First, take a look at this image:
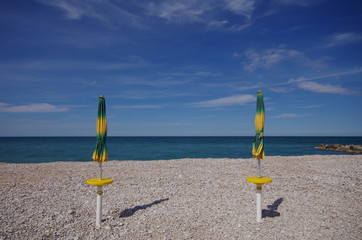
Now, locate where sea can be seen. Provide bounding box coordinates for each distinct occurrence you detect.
[0,137,361,164]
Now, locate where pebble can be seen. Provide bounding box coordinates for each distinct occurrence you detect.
[68,210,76,215]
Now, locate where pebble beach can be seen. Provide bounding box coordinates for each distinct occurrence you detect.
[0,155,361,239]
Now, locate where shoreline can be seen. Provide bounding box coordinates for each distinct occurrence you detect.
[1,155,361,239]
[0,153,360,165]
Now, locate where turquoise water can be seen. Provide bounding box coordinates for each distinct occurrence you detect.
[0,137,361,163]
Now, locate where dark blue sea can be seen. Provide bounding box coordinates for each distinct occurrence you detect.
[0,137,361,163]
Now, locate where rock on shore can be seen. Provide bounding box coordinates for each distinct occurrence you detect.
[0,155,361,239]
[316,144,362,154]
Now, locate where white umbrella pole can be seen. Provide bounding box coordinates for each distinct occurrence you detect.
[97,163,103,227]
[256,186,262,222]
[96,186,103,227]
[257,159,261,177]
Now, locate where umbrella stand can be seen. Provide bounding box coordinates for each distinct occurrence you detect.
[246,176,272,222]
[96,186,103,226]
[87,178,113,227]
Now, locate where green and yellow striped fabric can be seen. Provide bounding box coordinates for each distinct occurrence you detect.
[92,95,108,163]
[252,90,265,160]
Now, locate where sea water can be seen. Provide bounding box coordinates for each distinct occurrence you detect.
[0,137,361,163]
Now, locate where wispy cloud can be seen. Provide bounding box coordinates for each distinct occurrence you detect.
[225,0,256,19]
[271,113,311,118]
[38,0,84,20]
[38,0,324,32]
[147,0,256,27]
[241,48,302,71]
[189,94,255,108]
[148,1,211,23]
[0,56,150,71]
[38,0,144,29]
[269,87,291,93]
[297,81,355,95]
[300,104,325,109]
[228,22,252,32]
[283,68,362,95]
[287,67,362,84]
[195,71,222,77]
[0,103,68,113]
[273,113,298,118]
[114,105,164,110]
[207,20,229,29]
[324,32,362,47]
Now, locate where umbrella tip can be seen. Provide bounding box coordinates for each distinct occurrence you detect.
[258,90,262,93]
[99,95,105,98]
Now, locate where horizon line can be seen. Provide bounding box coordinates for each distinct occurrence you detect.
[1,135,361,138]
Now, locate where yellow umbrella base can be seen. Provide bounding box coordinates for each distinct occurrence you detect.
[86,178,114,187]
[246,176,272,185]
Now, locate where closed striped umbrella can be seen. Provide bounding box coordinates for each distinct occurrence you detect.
[92,95,108,163]
[247,90,272,222]
[252,90,265,160]
[87,95,114,227]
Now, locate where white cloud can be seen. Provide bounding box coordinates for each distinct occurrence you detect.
[324,32,362,47]
[114,105,163,110]
[38,0,84,19]
[297,81,353,95]
[242,48,301,71]
[38,0,144,28]
[274,113,297,118]
[269,87,290,93]
[37,0,325,32]
[147,0,256,31]
[237,83,264,91]
[228,22,252,32]
[207,20,229,29]
[190,94,255,107]
[0,103,68,113]
[0,56,150,71]
[148,1,210,23]
[300,104,325,109]
[195,71,221,77]
[271,113,311,118]
[225,0,256,19]
[282,68,362,95]
[38,0,109,20]
[287,68,362,84]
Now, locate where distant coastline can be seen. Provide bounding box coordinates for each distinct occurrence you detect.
[316,144,362,154]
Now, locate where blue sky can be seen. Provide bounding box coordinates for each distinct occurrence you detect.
[0,0,361,136]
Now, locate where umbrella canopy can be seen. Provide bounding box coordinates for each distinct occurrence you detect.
[252,90,265,160]
[92,95,108,163]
